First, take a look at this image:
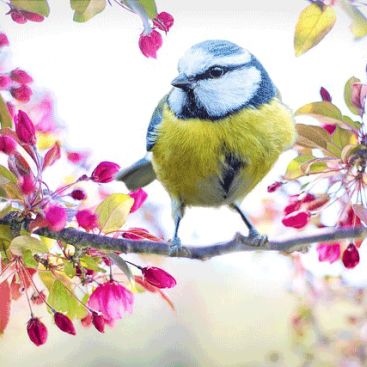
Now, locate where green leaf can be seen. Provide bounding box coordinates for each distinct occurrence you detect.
[0,95,13,129]
[11,0,50,17]
[285,155,314,179]
[339,0,367,39]
[48,280,87,319]
[96,193,134,233]
[71,0,106,22]
[294,3,336,56]
[80,255,105,272]
[108,253,133,282]
[0,225,12,242]
[22,249,38,269]
[342,115,361,130]
[331,125,356,150]
[295,123,332,151]
[138,0,157,19]
[344,76,361,115]
[295,102,344,125]
[63,261,76,278]
[10,235,49,256]
[0,165,17,185]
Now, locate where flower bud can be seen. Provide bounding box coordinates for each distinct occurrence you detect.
[20,174,36,195]
[142,266,176,289]
[0,75,11,90]
[76,209,98,231]
[342,243,360,269]
[138,29,163,59]
[320,86,332,102]
[15,110,36,145]
[0,135,17,155]
[27,317,48,346]
[129,188,148,213]
[54,312,76,335]
[10,84,32,102]
[322,123,336,135]
[92,312,105,333]
[45,205,67,232]
[267,181,282,193]
[0,33,9,48]
[153,12,174,33]
[10,9,27,24]
[282,211,310,229]
[22,10,44,22]
[316,243,340,263]
[71,189,87,200]
[91,161,120,183]
[10,68,33,84]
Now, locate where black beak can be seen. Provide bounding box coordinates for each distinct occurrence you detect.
[171,74,193,90]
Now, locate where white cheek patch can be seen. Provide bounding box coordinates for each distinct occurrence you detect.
[194,66,262,117]
[168,88,186,116]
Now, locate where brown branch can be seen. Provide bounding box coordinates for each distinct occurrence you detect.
[1,214,365,260]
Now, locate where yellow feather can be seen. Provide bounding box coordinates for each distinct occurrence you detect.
[152,98,296,207]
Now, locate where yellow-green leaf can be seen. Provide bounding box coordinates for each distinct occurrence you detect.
[11,0,50,17]
[72,0,106,22]
[138,0,157,19]
[0,165,17,185]
[95,193,134,233]
[295,102,343,125]
[0,225,12,242]
[0,95,13,129]
[285,155,315,179]
[339,0,367,39]
[294,3,336,56]
[10,235,48,256]
[331,126,357,150]
[296,123,331,150]
[344,76,361,115]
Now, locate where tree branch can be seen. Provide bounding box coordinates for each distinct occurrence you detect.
[1,214,365,260]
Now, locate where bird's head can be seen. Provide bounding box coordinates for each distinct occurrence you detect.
[168,40,276,120]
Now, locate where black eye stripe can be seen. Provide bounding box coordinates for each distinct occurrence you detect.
[193,62,248,81]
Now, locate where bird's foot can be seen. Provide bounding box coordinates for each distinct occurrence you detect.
[247,229,269,249]
[168,237,191,257]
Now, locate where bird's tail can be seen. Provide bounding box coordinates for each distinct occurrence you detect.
[116,156,156,190]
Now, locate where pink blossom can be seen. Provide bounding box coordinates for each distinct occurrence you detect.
[138,30,163,59]
[142,266,176,289]
[54,312,76,336]
[15,110,36,145]
[67,151,89,164]
[10,68,33,84]
[27,318,48,346]
[10,84,32,102]
[45,205,67,232]
[76,209,98,231]
[0,33,9,48]
[129,188,148,213]
[282,211,310,229]
[342,243,360,269]
[0,135,17,155]
[153,12,174,33]
[316,243,340,263]
[91,161,120,183]
[87,281,134,326]
[0,75,11,90]
[351,82,367,113]
[19,174,36,195]
[284,201,301,215]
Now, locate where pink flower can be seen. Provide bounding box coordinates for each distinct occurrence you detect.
[11,84,32,102]
[0,75,11,90]
[284,201,301,215]
[76,209,98,231]
[142,266,176,289]
[320,86,332,102]
[129,188,148,213]
[267,181,283,193]
[19,174,36,195]
[27,318,48,346]
[10,68,33,84]
[71,189,87,201]
[282,211,310,229]
[67,151,89,164]
[45,205,67,232]
[91,161,120,183]
[342,243,360,269]
[0,135,17,155]
[351,82,367,114]
[54,312,76,336]
[139,29,163,59]
[316,243,341,263]
[15,110,36,145]
[153,12,174,33]
[91,312,105,333]
[0,33,9,48]
[87,281,133,326]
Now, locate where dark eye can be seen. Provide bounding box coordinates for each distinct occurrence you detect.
[208,66,225,78]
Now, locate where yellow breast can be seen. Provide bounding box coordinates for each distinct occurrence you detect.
[152,98,296,206]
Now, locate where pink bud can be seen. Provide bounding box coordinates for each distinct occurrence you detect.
[22,10,44,22]
[142,266,176,289]
[45,205,67,232]
[153,12,174,33]
[54,312,76,336]
[10,9,27,24]
[42,142,61,170]
[15,110,36,145]
[0,75,11,90]
[76,209,98,231]
[300,193,316,203]
[267,181,282,193]
[71,189,87,201]
[27,318,48,346]
[282,211,310,229]
[320,86,332,102]
[129,188,148,213]
[92,312,105,333]
[284,201,301,215]
[20,174,36,195]
[351,83,367,113]
[316,243,340,263]
[10,84,32,102]
[6,102,15,119]
[67,151,89,164]
[138,29,163,59]
[91,161,120,183]
[0,33,9,48]
[342,243,360,269]
[0,135,17,155]
[10,68,33,84]
[322,123,336,135]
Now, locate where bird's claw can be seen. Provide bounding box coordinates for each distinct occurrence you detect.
[248,230,269,249]
[168,237,191,257]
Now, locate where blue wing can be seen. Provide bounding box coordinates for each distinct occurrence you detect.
[146,95,167,151]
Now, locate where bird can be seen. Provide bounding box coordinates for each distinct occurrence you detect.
[118,40,296,253]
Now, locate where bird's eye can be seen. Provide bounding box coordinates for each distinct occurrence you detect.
[208,66,225,78]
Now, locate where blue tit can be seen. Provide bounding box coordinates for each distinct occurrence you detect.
[118,40,296,251]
